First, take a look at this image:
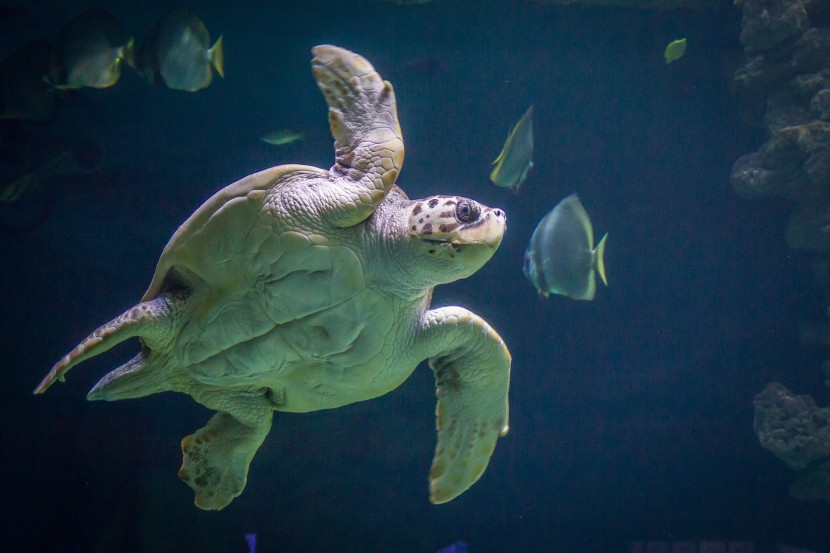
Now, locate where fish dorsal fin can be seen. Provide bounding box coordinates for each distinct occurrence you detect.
[491,105,533,168]
[491,136,509,166]
[593,232,608,286]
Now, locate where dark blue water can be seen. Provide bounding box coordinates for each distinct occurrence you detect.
[1,1,827,552]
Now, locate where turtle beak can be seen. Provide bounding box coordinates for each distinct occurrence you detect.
[462,207,506,249]
[425,207,506,273]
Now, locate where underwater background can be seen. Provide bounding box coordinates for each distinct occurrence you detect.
[1,0,829,551]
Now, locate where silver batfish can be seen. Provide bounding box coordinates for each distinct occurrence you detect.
[44,7,134,89]
[523,194,607,301]
[490,105,533,193]
[138,9,223,92]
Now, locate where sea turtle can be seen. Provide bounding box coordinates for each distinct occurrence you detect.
[35,45,511,510]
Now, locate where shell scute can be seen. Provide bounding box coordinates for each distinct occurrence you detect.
[176,236,369,371]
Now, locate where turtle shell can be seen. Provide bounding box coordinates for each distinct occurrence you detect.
[143,164,318,302]
[140,163,395,398]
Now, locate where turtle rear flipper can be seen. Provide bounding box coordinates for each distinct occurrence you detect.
[34,292,185,394]
[178,389,274,510]
[87,352,171,401]
[418,307,511,504]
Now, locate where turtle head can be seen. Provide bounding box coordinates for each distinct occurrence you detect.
[406,195,506,284]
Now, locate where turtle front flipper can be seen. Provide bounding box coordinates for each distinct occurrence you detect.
[311,45,404,227]
[179,387,275,510]
[417,306,511,504]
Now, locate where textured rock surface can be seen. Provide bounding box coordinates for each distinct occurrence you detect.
[732,2,830,253]
[737,0,808,54]
[753,382,830,470]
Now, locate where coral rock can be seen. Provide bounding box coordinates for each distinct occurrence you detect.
[739,0,808,54]
[753,382,830,470]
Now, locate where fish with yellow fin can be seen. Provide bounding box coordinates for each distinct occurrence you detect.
[523,194,607,301]
[664,38,687,64]
[490,105,533,193]
[138,9,223,92]
[44,7,135,89]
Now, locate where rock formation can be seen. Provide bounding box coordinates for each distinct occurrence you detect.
[754,382,830,500]
[735,0,830,502]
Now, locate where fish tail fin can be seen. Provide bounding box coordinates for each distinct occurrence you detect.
[210,35,224,78]
[123,36,136,69]
[594,232,608,286]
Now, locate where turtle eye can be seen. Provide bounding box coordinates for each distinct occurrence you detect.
[455,200,480,223]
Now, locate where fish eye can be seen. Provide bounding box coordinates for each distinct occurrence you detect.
[455,200,480,223]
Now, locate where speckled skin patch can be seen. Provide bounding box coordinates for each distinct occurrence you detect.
[407,196,507,267]
[409,196,462,236]
[410,196,504,240]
